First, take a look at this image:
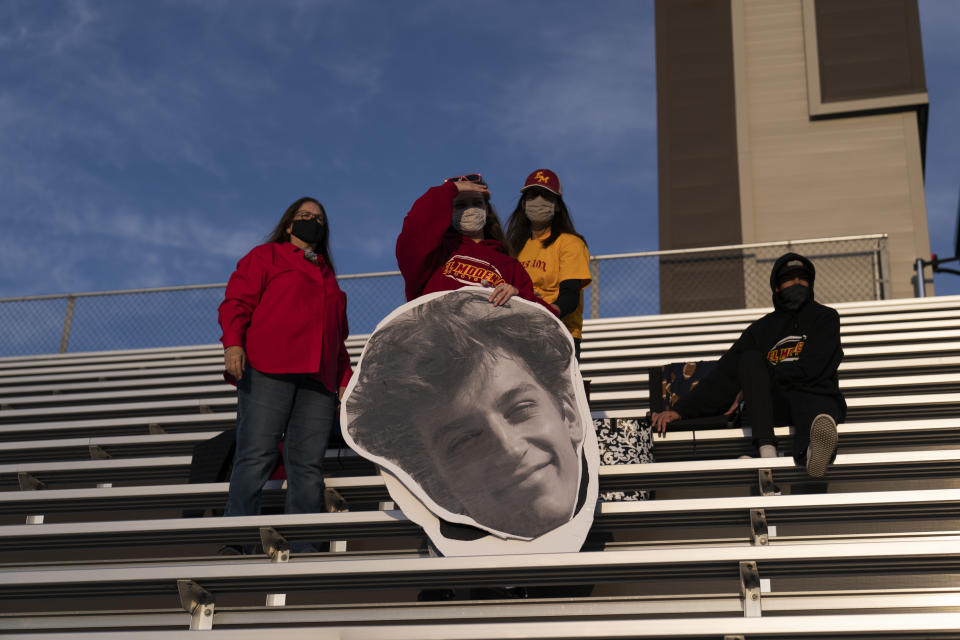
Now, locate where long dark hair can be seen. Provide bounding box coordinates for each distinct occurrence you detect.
[480,195,508,249]
[265,196,336,274]
[505,188,585,256]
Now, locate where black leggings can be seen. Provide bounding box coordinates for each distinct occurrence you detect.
[738,351,841,461]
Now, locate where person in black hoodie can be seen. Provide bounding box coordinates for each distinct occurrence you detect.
[651,253,846,478]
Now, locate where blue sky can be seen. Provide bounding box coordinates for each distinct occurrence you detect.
[917,0,960,295]
[0,0,956,299]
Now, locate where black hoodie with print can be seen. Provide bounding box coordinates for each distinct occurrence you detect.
[673,253,846,420]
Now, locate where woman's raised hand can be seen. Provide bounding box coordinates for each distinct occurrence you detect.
[224,345,246,380]
[454,180,489,195]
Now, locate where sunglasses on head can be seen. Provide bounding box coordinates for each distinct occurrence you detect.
[444,173,484,184]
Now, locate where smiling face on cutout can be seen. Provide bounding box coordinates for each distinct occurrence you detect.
[422,348,581,539]
[341,288,596,550]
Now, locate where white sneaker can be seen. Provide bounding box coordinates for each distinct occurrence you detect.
[806,414,838,479]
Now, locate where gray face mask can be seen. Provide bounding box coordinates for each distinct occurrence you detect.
[452,206,487,235]
[524,196,555,224]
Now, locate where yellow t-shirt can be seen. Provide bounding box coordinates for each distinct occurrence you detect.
[518,233,592,339]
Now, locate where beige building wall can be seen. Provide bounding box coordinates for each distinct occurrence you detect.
[730,0,931,302]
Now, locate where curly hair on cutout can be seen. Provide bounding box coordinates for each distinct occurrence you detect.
[344,289,577,516]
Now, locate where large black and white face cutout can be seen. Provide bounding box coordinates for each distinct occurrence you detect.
[341,287,598,556]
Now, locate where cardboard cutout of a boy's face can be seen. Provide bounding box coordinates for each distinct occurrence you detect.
[341,288,598,556]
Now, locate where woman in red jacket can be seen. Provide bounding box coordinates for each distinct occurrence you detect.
[396,174,553,312]
[218,197,351,542]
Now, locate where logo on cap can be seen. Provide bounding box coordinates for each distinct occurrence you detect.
[522,168,562,195]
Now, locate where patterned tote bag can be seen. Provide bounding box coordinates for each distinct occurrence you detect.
[594,417,653,502]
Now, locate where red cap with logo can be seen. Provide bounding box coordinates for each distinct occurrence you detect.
[521,168,563,196]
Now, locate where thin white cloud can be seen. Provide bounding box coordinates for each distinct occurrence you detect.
[0,0,95,54]
[489,22,656,152]
[51,0,96,53]
[46,204,259,259]
[0,208,256,297]
[323,56,386,97]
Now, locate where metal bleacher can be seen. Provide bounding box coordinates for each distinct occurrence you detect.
[1,296,960,638]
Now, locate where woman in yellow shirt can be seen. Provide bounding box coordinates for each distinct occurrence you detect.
[506,169,591,360]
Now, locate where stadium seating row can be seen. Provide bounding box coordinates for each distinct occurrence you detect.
[1,295,959,636]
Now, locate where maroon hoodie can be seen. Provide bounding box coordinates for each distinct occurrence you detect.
[396,182,555,314]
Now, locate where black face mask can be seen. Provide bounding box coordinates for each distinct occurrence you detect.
[776,284,811,311]
[291,218,324,244]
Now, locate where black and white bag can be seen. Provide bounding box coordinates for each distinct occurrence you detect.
[594,417,653,502]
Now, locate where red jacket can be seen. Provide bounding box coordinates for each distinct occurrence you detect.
[396,182,553,313]
[218,242,352,393]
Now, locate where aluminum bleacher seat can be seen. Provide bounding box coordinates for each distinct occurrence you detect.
[3,613,960,638]
[2,447,959,509]
[2,485,959,556]
[1,295,960,635]
[2,539,960,636]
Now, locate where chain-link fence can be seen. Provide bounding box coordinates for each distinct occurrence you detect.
[585,234,889,318]
[0,286,228,357]
[0,235,888,357]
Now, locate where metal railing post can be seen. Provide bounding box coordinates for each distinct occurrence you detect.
[589,257,599,319]
[59,295,76,353]
[879,238,892,300]
[914,258,926,298]
[871,245,881,301]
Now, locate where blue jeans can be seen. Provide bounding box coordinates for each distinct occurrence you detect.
[225,366,337,522]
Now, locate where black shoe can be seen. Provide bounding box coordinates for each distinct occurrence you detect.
[217,544,243,556]
[418,589,457,602]
[468,586,528,600]
[806,414,838,479]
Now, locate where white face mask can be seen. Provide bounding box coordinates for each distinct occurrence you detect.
[524,196,555,224]
[452,205,487,235]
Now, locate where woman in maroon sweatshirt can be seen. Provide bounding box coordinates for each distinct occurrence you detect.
[218,197,351,551]
[396,174,554,313]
